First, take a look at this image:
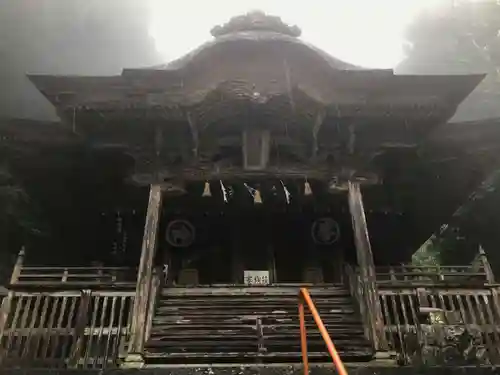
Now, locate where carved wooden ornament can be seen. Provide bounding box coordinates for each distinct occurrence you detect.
[311,217,340,245]
[166,220,196,248]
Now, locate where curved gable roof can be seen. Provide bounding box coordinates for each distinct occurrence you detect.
[141,11,364,74]
[149,30,363,73]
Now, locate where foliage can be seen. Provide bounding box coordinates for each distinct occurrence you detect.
[0,164,46,238]
[0,162,53,283]
[412,241,441,266]
[402,2,500,268]
[0,165,25,282]
[398,1,500,121]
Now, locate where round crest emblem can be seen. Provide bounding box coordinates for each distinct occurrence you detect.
[311,218,340,245]
[166,220,195,248]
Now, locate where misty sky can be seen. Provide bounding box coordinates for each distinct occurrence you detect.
[150,0,446,69]
[0,0,488,121]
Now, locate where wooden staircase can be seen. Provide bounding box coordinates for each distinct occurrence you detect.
[144,285,374,364]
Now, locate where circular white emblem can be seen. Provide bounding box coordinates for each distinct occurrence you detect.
[311,218,340,245]
[166,220,195,248]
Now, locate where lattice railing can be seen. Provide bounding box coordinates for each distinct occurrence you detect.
[375,248,495,286]
[344,264,385,350]
[13,267,137,287]
[7,248,137,288]
[347,246,499,363]
[0,289,134,369]
[378,286,500,364]
[375,265,489,284]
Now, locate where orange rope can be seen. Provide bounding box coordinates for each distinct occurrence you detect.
[299,287,348,375]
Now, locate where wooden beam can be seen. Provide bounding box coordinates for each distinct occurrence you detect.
[475,246,495,284]
[130,167,381,185]
[124,184,163,366]
[153,123,163,181]
[0,291,13,345]
[186,111,199,159]
[242,129,271,170]
[348,124,356,155]
[348,182,375,271]
[9,247,25,285]
[69,290,91,367]
[347,181,386,350]
[311,110,325,159]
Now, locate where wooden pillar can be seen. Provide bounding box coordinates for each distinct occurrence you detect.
[69,290,91,367]
[0,247,24,348]
[347,182,376,278]
[347,181,386,350]
[472,246,495,283]
[231,222,242,283]
[10,247,25,285]
[267,244,277,283]
[124,184,163,367]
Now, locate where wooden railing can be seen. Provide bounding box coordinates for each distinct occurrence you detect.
[298,288,348,375]
[344,264,382,350]
[345,249,499,362]
[0,289,134,368]
[375,265,490,284]
[7,248,137,289]
[372,249,500,364]
[122,267,161,367]
[12,266,137,287]
[378,285,500,365]
[376,249,495,285]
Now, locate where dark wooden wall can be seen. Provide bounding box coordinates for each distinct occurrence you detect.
[4,145,148,267]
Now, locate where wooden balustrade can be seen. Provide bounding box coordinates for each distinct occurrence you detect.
[375,265,490,285]
[347,257,500,364]
[376,248,495,286]
[378,286,500,364]
[344,264,381,350]
[6,247,137,289]
[1,239,498,368]
[1,266,500,368]
[0,289,134,369]
[10,267,137,288]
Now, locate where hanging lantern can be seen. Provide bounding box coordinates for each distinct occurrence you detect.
[304,179,313,196]
[254,188,263,204]
[202,181,212,197]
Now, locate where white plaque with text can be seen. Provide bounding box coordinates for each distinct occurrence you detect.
[244,270,270,285]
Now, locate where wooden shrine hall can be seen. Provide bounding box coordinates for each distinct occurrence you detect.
[2,11,500,371]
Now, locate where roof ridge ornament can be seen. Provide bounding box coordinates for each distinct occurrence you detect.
[210,11,301,38]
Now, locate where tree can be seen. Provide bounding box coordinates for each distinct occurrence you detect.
[397,1,500,122]
[0,0,162,121]
[0,164,40,283]
[412,242,441,266]
[400,2,500,271]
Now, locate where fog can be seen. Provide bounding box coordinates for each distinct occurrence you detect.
[0,0,499,122]
[0,0,162,121]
